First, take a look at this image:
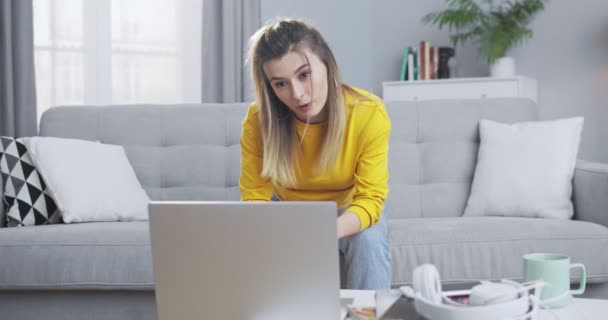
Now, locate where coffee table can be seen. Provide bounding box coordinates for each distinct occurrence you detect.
[340,290,608,320]
[543,298,608,319]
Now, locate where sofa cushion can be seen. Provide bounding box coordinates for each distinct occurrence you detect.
[4,217,607,290]
[23,137,150,223]
[0,222,153,289]
[38,104,248,203]
[385,98,538,219]
[389,217,608,286]
[0,137,61,227]
[464,117,583,220]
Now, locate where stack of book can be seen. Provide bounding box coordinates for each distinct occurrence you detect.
[400,42,455,81]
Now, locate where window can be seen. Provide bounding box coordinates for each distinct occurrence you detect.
[33,0,202,120]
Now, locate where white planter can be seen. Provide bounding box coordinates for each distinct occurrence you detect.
[490,56,516,77]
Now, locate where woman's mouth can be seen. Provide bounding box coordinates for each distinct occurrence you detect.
[298,103,311,112]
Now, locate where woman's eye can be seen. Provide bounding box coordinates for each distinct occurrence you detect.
[299,72,310,79]
[274,81,286,88]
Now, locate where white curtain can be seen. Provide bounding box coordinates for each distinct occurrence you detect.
[32,0,202,120]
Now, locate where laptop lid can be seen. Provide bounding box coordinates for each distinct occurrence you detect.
[149,201,340,320]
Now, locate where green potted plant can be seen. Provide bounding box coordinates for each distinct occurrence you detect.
[422,0,547,77]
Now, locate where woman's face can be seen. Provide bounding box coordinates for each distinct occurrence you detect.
[263,47,329,124]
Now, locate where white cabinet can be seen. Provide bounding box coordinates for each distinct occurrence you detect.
[382,76,538,103]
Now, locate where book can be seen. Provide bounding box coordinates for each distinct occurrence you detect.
[399,46,409,81]
[424,41,431,80]
[401,42,456,80]
[433,45,439,79]
[420,41,426,80]
[414,48,419,80]
[438,47,455,79]
[407,50,414,82]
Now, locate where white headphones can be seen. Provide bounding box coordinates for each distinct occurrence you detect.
[401,264,547,320]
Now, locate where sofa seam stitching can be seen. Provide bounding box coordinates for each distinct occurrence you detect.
[160,107,165,195]
[0,283,155,287]
[0,244,151,247]
[98,108,103,143]
[416,101,422,218]
[575,168,608,175]
[390,237,608,247]
[225,106,230,192]
[392,274,608,284]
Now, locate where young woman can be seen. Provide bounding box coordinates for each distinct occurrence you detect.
[240,17,391,290]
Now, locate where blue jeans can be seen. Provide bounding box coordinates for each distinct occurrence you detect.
[339,211,391,289]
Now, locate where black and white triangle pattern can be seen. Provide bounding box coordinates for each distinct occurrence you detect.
[0,137,61,227]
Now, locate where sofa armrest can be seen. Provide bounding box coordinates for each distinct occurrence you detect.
[573,160,608,228]
[0,172,4,227]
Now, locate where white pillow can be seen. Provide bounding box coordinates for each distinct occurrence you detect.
[463,117,583,219]
[23,137,150,223]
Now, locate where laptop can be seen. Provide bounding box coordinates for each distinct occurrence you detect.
[148,201,341,320]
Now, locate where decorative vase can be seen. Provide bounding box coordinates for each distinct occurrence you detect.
[490,56,516,77]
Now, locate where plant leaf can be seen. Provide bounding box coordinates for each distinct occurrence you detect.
[422,0,547,63]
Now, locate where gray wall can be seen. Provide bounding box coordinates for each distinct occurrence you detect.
[261,0,608,162]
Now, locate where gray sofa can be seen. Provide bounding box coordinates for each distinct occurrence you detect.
[1,98,608,320]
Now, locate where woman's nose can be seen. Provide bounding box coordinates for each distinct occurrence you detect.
[291,82,306,100]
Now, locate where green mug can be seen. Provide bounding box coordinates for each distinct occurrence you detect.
[523,253,586,308]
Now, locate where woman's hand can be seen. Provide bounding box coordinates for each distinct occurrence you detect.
[337,211,361,239]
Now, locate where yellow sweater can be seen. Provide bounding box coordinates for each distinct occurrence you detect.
[239,87,390,231]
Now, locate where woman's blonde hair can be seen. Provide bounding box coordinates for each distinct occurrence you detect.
[247,18,353,187]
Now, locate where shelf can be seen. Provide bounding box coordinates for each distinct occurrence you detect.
[382,76,538,103]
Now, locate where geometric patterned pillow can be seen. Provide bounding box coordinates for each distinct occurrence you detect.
[0,136,62,227]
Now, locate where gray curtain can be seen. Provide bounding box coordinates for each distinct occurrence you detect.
[202,0,260,103]
[0,0,37,137]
